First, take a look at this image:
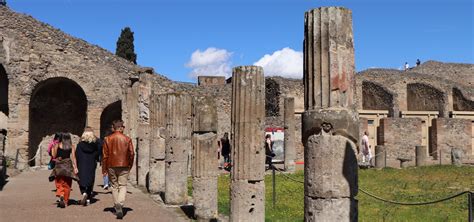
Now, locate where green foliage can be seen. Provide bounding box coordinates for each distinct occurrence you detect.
[188,166,473,221]
[115,27,137,64]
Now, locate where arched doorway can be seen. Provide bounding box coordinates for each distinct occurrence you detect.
[0,64,8,116]
[29,77,87,166]
[100,101,122,139]
[362,81,394,116]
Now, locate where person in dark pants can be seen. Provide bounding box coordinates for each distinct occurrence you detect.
[75,127,99,206]
[265,134,275,169]
[220,132,231,170]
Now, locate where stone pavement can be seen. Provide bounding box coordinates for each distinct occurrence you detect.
[0,168,189,222]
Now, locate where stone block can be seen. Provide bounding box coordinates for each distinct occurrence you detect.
[198,76,226,86]
[302,109,359,146]
[230,180,265,222]
[164,161,188,205]
[415,145,427,167]
[193,177,218,220]
[305,133,358,198]
[150,136,165,160]
[378,118,422,168]
[304,196,357,222]
[284,97,296,172]
[148,160,165,194]
[192,133,218,178]
[192,96,217,133]
[374,145,386,169]
[165,139,191,162]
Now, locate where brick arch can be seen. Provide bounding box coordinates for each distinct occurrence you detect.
[28,77,88,166]
[407,82,446,116]
[100,100,122,139]
[362,81,395,116]
[453,88,474,111]
[21,73,91,104]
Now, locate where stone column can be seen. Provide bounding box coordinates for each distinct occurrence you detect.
[230,66,265,222]
[192,96,218,221]
[137,124,150,187]
[284,97,296,172]
[303,7,358,221]
[148,94,166,194]
[374,145,386,169]
[127,82,140,184]
[415,145,427,167]
[164,93,192,205]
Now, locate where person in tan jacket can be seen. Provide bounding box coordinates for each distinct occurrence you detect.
[102,120,134,219]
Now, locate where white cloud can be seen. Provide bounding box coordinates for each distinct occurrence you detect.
[186,47,233,79]
[254,47,303,78]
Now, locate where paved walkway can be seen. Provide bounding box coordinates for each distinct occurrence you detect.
[0,168,189,222]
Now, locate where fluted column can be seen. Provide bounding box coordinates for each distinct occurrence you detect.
[284,97,296,172]
[164,93,192,205]
[230,66,265,222]
[127,82,139,184]
[148,94,167,193]
[192,96,218,221]
[303,7,359,221]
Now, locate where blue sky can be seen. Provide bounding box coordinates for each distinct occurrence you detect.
[8,0,474,82]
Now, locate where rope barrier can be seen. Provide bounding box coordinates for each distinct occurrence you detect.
[359,188,471,206]
[17,146,41,163]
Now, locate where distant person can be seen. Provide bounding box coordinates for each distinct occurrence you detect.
[416,59,421,67]
[98,124,113,190]
[361,131,372,165]
[219,132,231,170]
[50,133,78,208]
[265,134,275,169]
[47,132,62,170]
[102,120,134,219]
[75,127,99,206]
[404,62,409,71]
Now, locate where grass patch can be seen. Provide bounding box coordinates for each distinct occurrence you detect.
[189,165,473,221]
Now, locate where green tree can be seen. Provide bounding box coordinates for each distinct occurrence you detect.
[115,27,137,64]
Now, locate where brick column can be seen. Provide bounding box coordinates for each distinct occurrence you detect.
[230,66,265,222]
[303,7,358,221]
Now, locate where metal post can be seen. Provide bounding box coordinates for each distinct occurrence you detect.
[14,149,19,169]
[469,192,473,222]
[272,165,276,208]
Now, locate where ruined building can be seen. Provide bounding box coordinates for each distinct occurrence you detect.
[0,6,473,172]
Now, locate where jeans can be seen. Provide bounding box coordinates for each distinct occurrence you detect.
[103,175,109,187]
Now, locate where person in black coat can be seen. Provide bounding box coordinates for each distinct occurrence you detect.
[75,127,99,206]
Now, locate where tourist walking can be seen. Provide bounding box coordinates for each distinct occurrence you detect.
[50,133,78,208]
[404,62,409,71]
[75,127,99,206]
[47,132,61,170]
[102,120,134,219]
[219,132,231,170]
[361,131,372,165]
[265,134,275,169]
[416,59,421,66]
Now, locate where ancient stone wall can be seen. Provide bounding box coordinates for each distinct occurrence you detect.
[407,83,446,116]
[198,76,225,86]
[430,118,472,163]
[378,118,422,168]
[362,81,394,116]
[0,7,176,168]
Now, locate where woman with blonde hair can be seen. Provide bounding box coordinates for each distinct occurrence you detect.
[75,127,99,206]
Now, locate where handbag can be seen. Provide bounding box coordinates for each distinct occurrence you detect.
[48,159,55,170]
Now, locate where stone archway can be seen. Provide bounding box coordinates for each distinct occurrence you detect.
[407,83,445,115]
[28,77,87,166]
[100,100,122,139]
[0,64,8,116]
[362,81,394,116]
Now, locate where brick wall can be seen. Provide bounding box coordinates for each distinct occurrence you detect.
[378,118,422,167]
[431,118,472,164]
